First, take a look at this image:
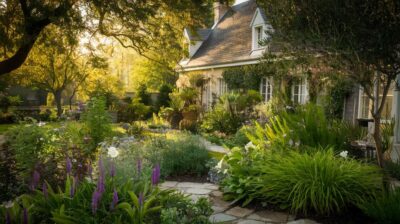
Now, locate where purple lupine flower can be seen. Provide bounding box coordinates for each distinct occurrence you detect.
[5,211,11,224]
[151,164,160,186]
[110,188,118,210]
[30,170,40,191]
[138,192,144,207]
[66,157,72,174]
[97,173,105,194]
[110,162,116,178]
[91,190,102,214]
[23,208,28,224]
[42,182,48,199]
[137,159,142,176]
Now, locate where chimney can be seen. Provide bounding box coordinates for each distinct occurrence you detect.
[213,2,229,24]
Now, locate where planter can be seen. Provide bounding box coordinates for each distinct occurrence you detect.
[169,113,183,129]
[182,110,198,121]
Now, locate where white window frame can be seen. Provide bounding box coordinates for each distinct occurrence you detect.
[291,78,309,105]
[253,26,263,50]
[260,77,273,102]
[357,84,395,121]
[218,78,228,96]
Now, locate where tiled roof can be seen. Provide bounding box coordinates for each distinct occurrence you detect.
[186,28,212,41]
[182,0,259,69]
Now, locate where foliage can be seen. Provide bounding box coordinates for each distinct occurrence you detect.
[385,161,400,180]
[0,160,212,224]
[223,65,269,90]
[323,77,354,119]
[202,126,250,149]
[0,0,213,75]
[156,84,172,111]
[144,133,210,178]
[137,84,152,106]
[82,97,112,150]
[360,189,400,224]
[12,26,91,116]
[100,132,210,180]
[257,0,400,168]
[222,148,383,215]
[117,97,152,122]
[201,91,261,135]
[246,103,365,152]
[160,197,212,224]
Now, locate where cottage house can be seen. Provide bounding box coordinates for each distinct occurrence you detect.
[177,0,400,147]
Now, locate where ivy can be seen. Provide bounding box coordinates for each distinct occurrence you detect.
[222,65,271,90]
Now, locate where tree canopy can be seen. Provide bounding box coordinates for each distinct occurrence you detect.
[257,0,400,167]
[0,0,212,76]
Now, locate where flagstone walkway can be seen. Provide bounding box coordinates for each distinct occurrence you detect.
[160,181,319,224]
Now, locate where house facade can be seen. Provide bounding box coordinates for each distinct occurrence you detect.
[177,0,398,126]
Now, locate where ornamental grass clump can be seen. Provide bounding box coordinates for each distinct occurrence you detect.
[360,189,400,224]
[253,149,383,215]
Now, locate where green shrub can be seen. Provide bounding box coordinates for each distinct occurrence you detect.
[222,148,383,215]
[100,133,211,180]
[161,135,210,177]
[385,161,400,180]
[258,150,382,215]
[161,196,212,224]
[360,189,400,224]
[201,91,261,135]
[82,97,112,149]
[246,103,365,152]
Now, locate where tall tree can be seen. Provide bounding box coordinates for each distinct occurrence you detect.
[258,0,400,167]
[0,0,211,76]
[13,26,91,116]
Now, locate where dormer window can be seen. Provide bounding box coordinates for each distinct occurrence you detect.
[255,26,263,49]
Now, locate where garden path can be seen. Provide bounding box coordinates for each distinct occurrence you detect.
[200,138,229,154]
[160,181,320,224]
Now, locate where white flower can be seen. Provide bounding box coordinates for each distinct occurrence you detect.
[339,150,348,158]
[245,141,256,150]
[39,137,44,141]
[216,159,224,170]
[288,139,294,146]
[107,146,119,158]
[4,201,14,208]
[37,121,46,127]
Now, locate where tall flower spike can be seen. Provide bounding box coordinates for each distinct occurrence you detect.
[42,182,48,199]
[110,162,116,178]
[66,157,72,174]
[151,164,160,186]
[23,208,28,224]
[30,170,40,191]
[5,211,11,224]
[111,188,118,210]
[91,190,101,214]
[138,192,144,207]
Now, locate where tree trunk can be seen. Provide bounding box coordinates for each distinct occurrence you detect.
[54,90,63,117]
[373,115,385,167]
[0,18,51,76]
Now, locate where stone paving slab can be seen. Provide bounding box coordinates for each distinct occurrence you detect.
[167,181,320,224]
[225,206,254,218]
